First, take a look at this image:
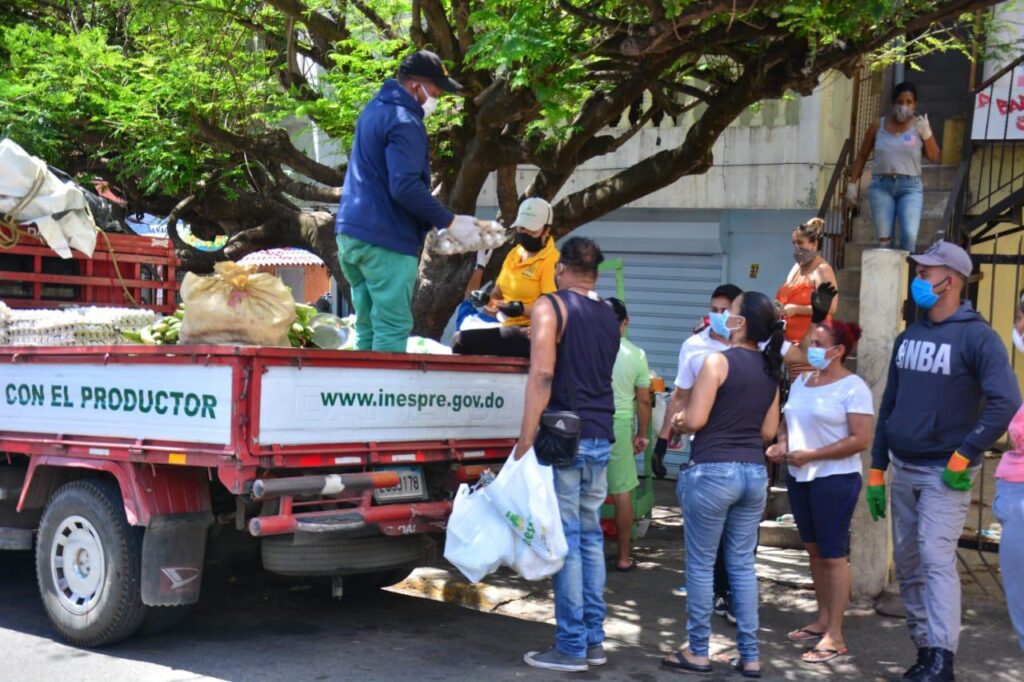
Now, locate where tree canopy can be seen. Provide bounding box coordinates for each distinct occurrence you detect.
[0,0,1000,334]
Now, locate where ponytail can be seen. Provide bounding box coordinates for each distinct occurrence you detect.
[737,291,786,384]
[762,320,786,382]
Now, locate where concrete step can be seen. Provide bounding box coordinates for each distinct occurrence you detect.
[759,520,803,550]
[836,267,862,295]
[835,294,860,323]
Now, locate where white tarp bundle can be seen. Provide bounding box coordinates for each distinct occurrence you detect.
[0,138,97,258]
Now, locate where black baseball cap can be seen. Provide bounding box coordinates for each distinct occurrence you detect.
[398,50,462,93]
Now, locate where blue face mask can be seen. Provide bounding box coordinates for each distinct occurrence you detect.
[708,311,731,338]
[807,346,834,370]
[911,276,944,309]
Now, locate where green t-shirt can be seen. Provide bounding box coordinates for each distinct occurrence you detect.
[611,337,651,417]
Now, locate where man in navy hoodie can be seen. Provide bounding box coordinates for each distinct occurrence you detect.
[336,50,477,352]
[868,241,1021,682]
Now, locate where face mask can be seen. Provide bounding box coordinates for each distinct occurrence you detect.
[1013,327,1024,354]
[807,346,835,371]
[794,247,816,265]
[708,311,731,338]
[911,276,944,309]
[516,230,546,252]
[415,83,438,118]
[894,104,914,122]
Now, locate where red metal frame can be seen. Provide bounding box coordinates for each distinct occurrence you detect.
[1,231,179,314]
[1,345,525,535]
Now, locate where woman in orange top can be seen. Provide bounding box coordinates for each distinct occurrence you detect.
[452,198,559,357]
[777,218,838,370]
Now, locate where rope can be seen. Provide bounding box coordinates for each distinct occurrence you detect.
[0,164,138,307]
[0,164,46,250]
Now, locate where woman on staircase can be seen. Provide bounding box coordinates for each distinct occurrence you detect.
[847,81,941,251]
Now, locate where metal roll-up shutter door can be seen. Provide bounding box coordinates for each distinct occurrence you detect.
[596,252,723,381]
[596,252,723,479]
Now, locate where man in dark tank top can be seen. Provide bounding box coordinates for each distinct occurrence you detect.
[513,237,620,673]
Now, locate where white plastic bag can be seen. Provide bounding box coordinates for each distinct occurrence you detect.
[0,139,97,258]
[443,482,515,583]
[483,448,568,580]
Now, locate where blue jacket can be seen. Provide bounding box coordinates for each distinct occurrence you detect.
[336,79,454,256]
[871,302,1021,469]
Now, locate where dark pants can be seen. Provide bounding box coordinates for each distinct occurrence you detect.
[451,325,531,358]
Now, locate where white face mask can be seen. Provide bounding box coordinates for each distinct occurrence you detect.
[416,83,438,119]
[1013,327,1024,354]
[894,104,914,122]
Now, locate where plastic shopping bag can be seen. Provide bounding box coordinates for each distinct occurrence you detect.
[443,483,515,583]
[179,261,296,346]
[483,448,568,580]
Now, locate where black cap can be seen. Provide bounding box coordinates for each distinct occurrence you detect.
[398,50,462,93]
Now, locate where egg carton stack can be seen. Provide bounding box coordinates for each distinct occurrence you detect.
[4,307,157,346]
[0,302,10,346]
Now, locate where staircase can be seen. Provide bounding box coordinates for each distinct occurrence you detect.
[833,164,960,326]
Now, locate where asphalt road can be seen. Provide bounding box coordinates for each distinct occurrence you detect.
[2,483,1021,682]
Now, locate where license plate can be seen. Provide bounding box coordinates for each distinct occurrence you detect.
[374,466,427,503]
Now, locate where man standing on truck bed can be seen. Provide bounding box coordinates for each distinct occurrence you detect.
[514,237,621,673]
[336,49,478,352]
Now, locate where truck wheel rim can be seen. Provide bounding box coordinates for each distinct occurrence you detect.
[50,515,106,614]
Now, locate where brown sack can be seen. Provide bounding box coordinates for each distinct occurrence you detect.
[179,261,295,346]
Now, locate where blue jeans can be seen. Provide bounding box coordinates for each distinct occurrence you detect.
[994,480,1024,651]
[552,438,611,658]
[867,175,924,250]
[681,462,768,662]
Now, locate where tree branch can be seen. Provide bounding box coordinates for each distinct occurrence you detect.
[350,0,398,40]
[194,118,345,187]
[266,0,349,46]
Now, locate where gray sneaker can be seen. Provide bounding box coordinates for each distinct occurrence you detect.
[586,644,608,666]
[524,647,588,672]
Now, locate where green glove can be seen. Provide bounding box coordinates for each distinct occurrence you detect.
[941,452,973,491]
[866,468,886,521]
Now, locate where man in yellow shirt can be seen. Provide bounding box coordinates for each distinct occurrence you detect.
[452,198,559,357]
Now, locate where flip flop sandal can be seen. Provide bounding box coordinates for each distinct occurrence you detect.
[730,658,763,679]
[787,627,825,642]
[616,559,636,572]
[661,651,712,675]
[802,647,849,664]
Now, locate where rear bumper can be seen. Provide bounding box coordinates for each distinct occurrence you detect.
[249,499,452,537]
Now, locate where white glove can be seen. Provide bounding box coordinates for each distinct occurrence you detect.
[447,215,480,247]
[845,181,859,205]
[476,248,493,269]
[914,113,933,141]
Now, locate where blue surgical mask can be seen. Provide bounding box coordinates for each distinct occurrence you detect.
[911,277,942,309]
[709,311,731,338]
[807,346,834,370]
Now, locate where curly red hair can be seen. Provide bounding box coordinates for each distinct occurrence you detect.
[815,320,862,361]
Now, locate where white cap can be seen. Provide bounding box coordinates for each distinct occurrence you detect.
[512,198,553,232]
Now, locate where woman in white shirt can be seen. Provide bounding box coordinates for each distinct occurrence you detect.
[766,320,874,664]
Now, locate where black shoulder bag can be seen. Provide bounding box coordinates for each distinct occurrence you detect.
[534,293,582,468]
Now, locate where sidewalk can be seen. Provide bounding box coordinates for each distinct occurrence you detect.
[394,478,1022,681]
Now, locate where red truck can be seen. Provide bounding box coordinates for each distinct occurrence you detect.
[0,233,527,647]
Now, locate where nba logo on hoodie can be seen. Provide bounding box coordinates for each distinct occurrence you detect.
[895,339,952,375]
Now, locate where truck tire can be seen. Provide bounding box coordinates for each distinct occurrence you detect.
[261,534,421,577]
[35,479,147,647]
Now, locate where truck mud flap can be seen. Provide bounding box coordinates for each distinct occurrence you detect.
[141,512,213,607]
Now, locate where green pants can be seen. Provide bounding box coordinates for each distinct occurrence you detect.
[337,234,418,353]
